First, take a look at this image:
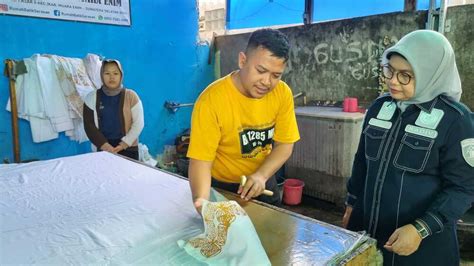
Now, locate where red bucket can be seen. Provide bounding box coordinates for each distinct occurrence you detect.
[283,179,304,205]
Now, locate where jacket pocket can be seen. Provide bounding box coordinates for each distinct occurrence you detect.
[394,133,434,173]
[363,125,388,161]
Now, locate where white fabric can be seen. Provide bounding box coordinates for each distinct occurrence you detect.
[5,54,101,143]
[84,88,99,124]
[7,59,45,118]
[83,53,103,90]
[51,55,82,142]
[178,200,271,266]
[6,58,58,142]
[0,152,207,265]
[122,100,145,146]
[83,91,100,151]
[35,55,74,133]
[0,152,372,265]
[138,143,158,166]
[28,116,59,142]
[51,55,94,116]
[50,55,96,142]
[51,55,81,116]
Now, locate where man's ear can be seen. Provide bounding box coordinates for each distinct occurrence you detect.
[238,52,246,69]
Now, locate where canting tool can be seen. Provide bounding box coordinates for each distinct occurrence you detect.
[240,175,274,196]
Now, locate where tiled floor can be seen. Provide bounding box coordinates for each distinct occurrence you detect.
[280,195,474,264]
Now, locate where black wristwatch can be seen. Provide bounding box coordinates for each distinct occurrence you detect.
[412,220,429,239]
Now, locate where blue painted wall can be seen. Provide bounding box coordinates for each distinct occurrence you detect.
[0,1,215,162]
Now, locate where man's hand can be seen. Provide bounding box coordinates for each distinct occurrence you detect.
[342,206,353,228]
[188,159,212,214]
[238,173,266,200]
[384,224,422,256]
[100,143,115,153]
[193,197,206,215]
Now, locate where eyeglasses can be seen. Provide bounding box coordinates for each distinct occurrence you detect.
[382,65,414,85]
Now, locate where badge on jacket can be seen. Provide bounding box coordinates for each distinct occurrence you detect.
[377,102,396,121]
[415,109,444,129]
[461,139,474,167]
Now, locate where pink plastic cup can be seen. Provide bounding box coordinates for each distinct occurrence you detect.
[348,97,358,112]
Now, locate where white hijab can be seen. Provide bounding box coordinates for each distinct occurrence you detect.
[382,30,462,111]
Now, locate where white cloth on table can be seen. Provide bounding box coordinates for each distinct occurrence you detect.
[0,152,207,265]
[0,152,372,265]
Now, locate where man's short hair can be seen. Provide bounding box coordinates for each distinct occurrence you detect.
[246,28,290,62]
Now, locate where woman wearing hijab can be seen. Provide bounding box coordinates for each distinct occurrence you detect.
[342,30,474,265]
[83,59,144,160]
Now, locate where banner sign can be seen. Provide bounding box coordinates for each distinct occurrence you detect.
[0,0,131,26]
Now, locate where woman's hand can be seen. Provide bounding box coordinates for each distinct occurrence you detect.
[111,142,128,154]
[100,143,115,153]
[342,206,353,228]
[112,142,126,153]
[384,224,422,256]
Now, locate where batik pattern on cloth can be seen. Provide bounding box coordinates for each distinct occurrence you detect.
[178,200,270,266]
[189,201,246,257]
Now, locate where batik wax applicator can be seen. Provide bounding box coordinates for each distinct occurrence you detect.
[240,176,274,196]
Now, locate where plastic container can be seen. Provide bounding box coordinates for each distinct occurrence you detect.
[283,179,305,205]
[343,97,358,113]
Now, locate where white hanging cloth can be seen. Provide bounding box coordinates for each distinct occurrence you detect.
[5,53,101,143]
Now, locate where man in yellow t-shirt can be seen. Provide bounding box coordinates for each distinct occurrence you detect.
[187,28,300,212]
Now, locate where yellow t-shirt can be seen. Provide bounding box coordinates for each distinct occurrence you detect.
[187,73,300,183]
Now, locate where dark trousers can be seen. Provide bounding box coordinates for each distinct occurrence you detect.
[108,139,139,160]
[211,175,281,206]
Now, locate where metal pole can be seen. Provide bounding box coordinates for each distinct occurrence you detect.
[303,0,314,25]
[404,0,417,11]
[438,0,448,34]
[164,101,194,113]
[426,0,437,30]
